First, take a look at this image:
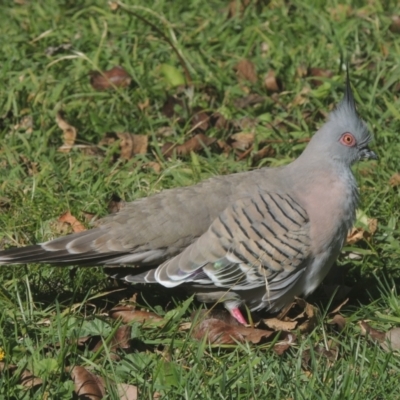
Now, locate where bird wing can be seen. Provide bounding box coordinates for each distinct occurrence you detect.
[152,191,311,299]
[148,192,311,298]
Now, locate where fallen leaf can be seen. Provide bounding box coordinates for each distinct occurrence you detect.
[58,211,86,233]
[346,217,378,245]
[98,132,148,159]
[252,145,275,164]
[117,133,148,159]
[190,108,210,132]
[69,366,105,400]
[13,115,33,134]
[19,154,38,176]
[308,67,333,87]
[109,306,164,324]
[291,86,311,107]
[233,93,265,109]
[0,363,43,389]
[138,98,150,111]
[56,111,77,152]
[329,314,347,331]
[89,325,133,360]
[389,173,400,187]
[191,310,274,344]
[117,383,138,400]
[296,64,308,78]
[276,298,318,333]
[82,212,96,223]
[390,15,400,34]
[144,161,161,174]
[359,321,386,342]
[20,370,44,389]
[264,70,281,92]
[227,0,251,18]
[161,95,185,119]
[90,66,132,91]
[109,2,119,11]
[211,112,229,130]
[302,343,339,368]
[263,318,297,331]
[235,59,258,83]
[230,132,255,150]
[162,133,216,158]
[273,333,296,355]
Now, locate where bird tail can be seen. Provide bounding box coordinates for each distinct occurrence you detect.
[0,229,127,266]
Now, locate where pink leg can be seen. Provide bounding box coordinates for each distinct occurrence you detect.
[230,307,247,325]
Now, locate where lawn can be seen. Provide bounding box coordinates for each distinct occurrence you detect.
[1,0,400,398]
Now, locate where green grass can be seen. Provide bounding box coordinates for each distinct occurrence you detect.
[1,0,400,398]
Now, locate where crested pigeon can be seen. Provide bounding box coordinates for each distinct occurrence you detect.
[0,72,376,324]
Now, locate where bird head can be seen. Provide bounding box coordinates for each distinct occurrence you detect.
[306,69,377,166]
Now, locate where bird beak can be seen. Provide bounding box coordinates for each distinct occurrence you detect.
[359,147,378,160]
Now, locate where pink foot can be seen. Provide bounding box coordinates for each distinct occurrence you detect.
[231,307,247,325]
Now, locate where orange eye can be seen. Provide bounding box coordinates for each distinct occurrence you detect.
[340,133,356,147]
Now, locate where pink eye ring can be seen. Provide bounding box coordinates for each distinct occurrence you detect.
[340,132,356,147]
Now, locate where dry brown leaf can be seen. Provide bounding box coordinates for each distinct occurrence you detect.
[191,108,210,132]
[13,115,33,134]
[161,95,185,119]
[90,66,132,91]
[273,333,296,355]
[278,298,318,333]
[211,112,229,130]
[308,67,333,87]
[70,366,105,400]
[109,306,164,324]
[230,132,255,150]
[144,161,162,174]
[56,111,77,153]
[296,64,308,78]
[235,59,258,83]
[82,212,96,223]
[346,218,378,245]
[117,383,138,400]
[291,86,311,107]
[264,70,281,92]
[233,93,265,109]
[109,1,119,11]
[110,325,132,351]
[359,321,386,342]
[227,0,251,18]
[138,98,150,111]
[58,211,86,233]
[263,318,297,331]
[390,15,400,34]
[0,362,43,388]
[389,173,400,187]
[117,133,148,159]
[252,145,275,164]
[329,314,347,331]
[162,133,216,158]
[19,154,38,176]
[191,317,274,344]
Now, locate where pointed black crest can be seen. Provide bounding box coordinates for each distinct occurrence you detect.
[341,65,357,113]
